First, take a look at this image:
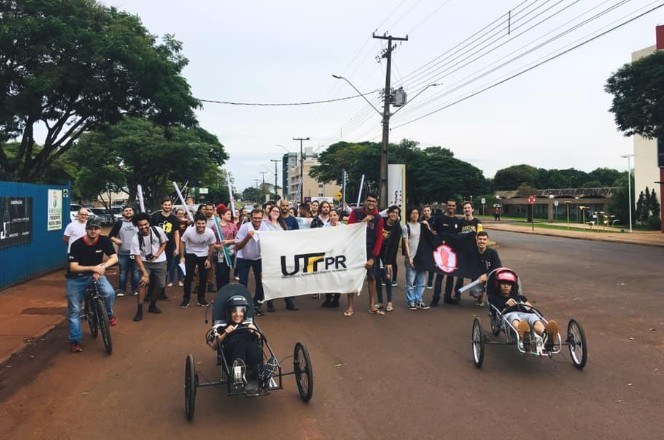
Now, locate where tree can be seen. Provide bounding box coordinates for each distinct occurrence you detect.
[241,187,262,204]
[0,0,200,181]
[636,190,648,224]
[69,117,228,209]
[492,165,539,190]
[605,51,664,139]
[608,174,633,226]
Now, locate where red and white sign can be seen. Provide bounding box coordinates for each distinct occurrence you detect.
[433,244,457,274]
[527,195,536,205]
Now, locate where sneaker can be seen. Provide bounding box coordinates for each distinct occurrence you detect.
[408,301,417,310]
[429,297,440,307]
[132,291,138,296]
[148,304,162,314]
[443,297,459,305]
[545,320,559,350]
[232,358,247,385]
[260,356,279,382]
[70,342,83,353]
[417,301,430,310]
[178,281,184,287]
[109,315,118,326]
[115,289,125,297]
[180,299,190,309]
[426,283,433,290]
[197,299,210,307]
[133,308,143,322]
[233,276,240,281]
[385,302,394,312]
[375,303,382,310]
[391,281,398,287]
[167,282,173,287]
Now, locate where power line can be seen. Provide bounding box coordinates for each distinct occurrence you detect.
[199,91,378,107]
[391,1,664,130]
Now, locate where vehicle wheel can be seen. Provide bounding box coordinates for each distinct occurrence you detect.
[85,297,98,338]
[95,298,112,355]
[184,354,197,421]
[293,342,313,402]
[472,318,486,368]
[490,313,501,336]
[567,319,587,369]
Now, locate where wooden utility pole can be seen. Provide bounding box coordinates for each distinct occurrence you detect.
[373,33,408,209]
[293,137,310,203]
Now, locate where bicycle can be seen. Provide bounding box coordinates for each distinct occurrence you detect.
[83,279,113,355]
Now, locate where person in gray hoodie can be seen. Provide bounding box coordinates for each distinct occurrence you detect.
[109,206,139,297]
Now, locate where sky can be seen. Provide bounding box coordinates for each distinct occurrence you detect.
[99,0,664,191]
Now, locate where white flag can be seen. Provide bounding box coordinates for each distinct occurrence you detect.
[260,223,367,300]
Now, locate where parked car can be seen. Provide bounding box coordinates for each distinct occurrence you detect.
[69,204,98,224]
[89,208,115,226]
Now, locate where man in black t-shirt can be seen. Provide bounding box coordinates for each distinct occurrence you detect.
[150,197,180,299]
[66,220,118,353]
[431,199,462,306]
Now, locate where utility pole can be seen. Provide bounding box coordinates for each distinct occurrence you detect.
[270,159,281,200]
[293,137,310,203]
[373,33,408,209]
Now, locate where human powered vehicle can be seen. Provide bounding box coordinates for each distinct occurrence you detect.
[470,268,587,369]
[183,283,313,421]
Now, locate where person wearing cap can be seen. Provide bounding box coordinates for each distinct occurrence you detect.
[66,219,118,353]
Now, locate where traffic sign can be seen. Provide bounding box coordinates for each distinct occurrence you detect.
[527,195,536,205]
[554,200,559,207]
[334,191,342,201]
[481,197,486,205]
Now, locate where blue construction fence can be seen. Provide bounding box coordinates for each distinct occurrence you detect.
[0,181,71,291]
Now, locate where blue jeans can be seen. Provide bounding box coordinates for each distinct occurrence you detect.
[66,275,115,343]
[236,258,263,305]
[405,262,426,304]
[117,253,139,293]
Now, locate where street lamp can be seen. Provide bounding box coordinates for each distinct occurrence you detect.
[621,154,634,232]
[333,74,438,208]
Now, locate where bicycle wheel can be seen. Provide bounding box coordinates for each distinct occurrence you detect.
[293,342,313,402]
[95,297,113,355]
[472,318,485,368]
[85,295,98,338]
[184,354,197,421]
[567,319,587,369]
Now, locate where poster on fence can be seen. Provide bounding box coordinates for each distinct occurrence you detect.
[260,223,367,300]
[47,189,63,231]
[0,197,33,248]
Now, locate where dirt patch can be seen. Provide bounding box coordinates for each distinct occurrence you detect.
[21,307,67,315]
[0,323,68,403]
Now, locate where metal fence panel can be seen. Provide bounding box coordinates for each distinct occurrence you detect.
[0,181,70,291]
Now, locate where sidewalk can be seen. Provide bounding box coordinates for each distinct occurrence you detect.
[483,220,664,247]
[1,224,663,365]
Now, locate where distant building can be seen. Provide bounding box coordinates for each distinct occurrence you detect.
[631,26,664,231]
[282,147,340,203]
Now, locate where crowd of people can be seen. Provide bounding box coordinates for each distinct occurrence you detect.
[62,194,502,353]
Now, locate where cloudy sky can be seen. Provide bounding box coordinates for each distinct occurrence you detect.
[101,0,663,191]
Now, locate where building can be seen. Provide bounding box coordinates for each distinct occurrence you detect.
[281,147,341,203]
[632,26,664,231]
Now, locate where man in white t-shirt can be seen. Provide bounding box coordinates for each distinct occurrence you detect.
[179,213,217,309]
[63,207,89,252]
[130,212,168,322]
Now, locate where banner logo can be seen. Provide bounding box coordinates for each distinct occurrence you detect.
[280,252,347,276]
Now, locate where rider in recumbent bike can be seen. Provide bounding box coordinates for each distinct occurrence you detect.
[206,293,278,392]
[486,268,560,354]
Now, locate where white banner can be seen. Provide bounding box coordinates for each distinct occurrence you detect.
[260,223,367,300]
[387,164,406,209]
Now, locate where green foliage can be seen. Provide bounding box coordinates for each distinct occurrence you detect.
[0,0,200,181]
[310,139,488,205]
[492,165,539,190]
[493,166,623,191]
[605,51,664,139]
[241,187,263,204]
[68,117,227,209]
[608,174,633,225]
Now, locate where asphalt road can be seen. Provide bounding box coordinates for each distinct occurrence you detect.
[1,231,663,439]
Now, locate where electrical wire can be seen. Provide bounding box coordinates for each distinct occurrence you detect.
[199,91,378,107]
[390,1,664,130]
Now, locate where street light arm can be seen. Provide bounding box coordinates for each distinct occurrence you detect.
[390,83,440,117]
[332,74,382,117]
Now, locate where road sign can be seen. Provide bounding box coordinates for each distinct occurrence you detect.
[554,200,559,207]
[199,188,209,194]
[481,197,486,205]
[334,191,342,201]
[527,195,536,205]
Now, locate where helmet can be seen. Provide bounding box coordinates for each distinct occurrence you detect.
[225,295,249,321]
[495,269,517,286]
